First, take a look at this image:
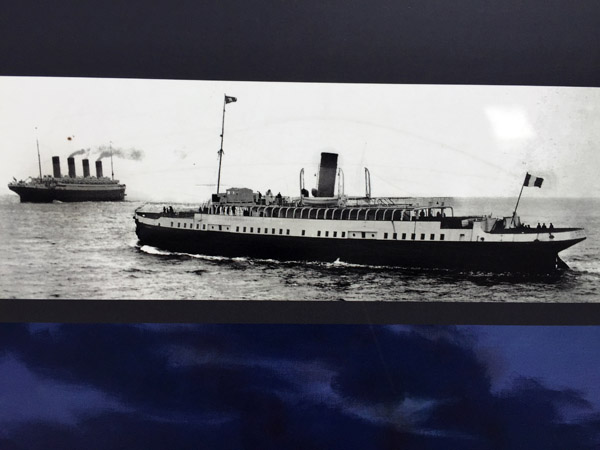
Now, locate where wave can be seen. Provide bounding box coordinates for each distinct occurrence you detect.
[139,245,173,256]
[568,261,600,276]
[138,245,251,263]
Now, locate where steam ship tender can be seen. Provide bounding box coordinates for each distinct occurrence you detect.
[8,156,126,202]
[134,152,586,273]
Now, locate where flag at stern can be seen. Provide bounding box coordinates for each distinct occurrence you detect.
[523,173,544,188]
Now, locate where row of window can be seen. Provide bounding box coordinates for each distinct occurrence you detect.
[382,232,445,241]
[317,230,346,238]
[171,221,202,229]
[166,221,446,241]
[235,226,291,235]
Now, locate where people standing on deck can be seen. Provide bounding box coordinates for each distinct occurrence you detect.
[265,189,273,205]
[276,192,282,205]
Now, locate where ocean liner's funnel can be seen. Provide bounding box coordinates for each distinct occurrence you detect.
[82,159,90,177]
[52,156,61,178]
[316,152,338,197]
[95,160,104,178]
[67,157,76,178]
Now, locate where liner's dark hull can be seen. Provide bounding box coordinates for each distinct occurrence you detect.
[9,185,125,202]
[135,221,583,272]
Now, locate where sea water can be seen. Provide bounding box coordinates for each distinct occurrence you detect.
[0,195,598,301]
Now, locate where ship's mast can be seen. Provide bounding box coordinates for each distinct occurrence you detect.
[217,94,236,194]
[110,141,114,180]
[338,168,344,197]
[511,173,527,227]
[35,127,42,179]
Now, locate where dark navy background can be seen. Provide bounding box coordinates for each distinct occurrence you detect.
[1,323,599,449]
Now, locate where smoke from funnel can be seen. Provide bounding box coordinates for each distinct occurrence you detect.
[68,148,89,158]
[95,145,144,161]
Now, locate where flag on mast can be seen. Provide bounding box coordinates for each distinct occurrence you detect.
[225,95,237,104]
[523,173,544,188]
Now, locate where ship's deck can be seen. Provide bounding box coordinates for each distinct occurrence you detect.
[9,176,123,186]
[143,202,456,220]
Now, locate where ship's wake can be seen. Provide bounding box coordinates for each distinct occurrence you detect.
[139,245,173,256]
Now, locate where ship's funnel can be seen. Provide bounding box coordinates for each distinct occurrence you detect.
[67,157,76,178]
[52,156,61,178]
[95,160,103,178]
[316,152,338,197]
[82,159,90,177]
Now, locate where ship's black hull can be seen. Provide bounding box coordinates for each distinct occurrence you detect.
[9,185,125,202]
[135,221,584,273]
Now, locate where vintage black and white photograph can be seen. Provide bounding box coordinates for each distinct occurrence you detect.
[1,78,598,300]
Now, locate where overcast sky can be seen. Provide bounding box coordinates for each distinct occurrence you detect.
[2,77,598,202]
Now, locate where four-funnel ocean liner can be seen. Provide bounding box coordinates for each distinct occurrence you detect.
[8,156,126,202]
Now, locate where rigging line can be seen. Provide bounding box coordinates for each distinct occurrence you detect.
[248,115,514,176]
